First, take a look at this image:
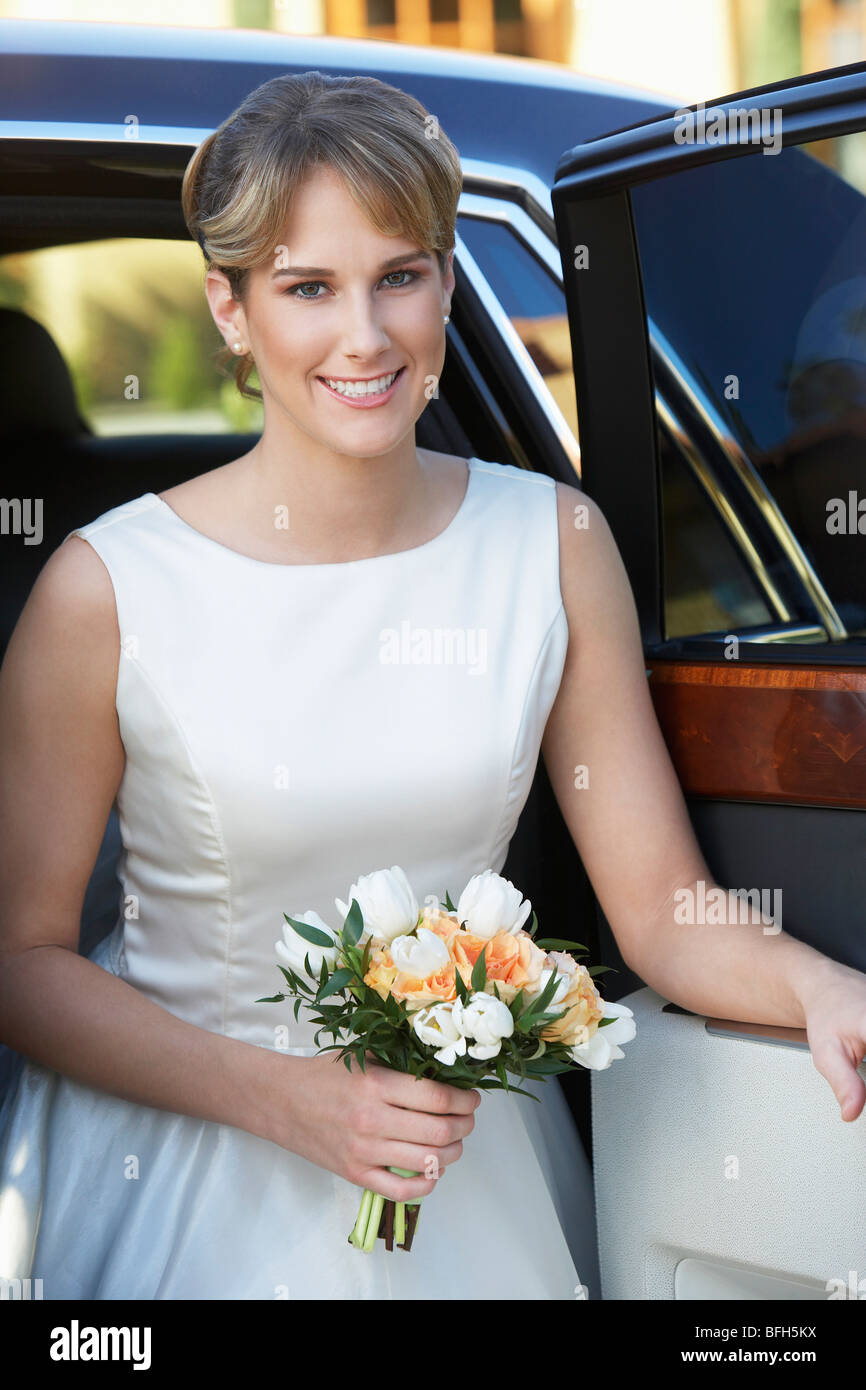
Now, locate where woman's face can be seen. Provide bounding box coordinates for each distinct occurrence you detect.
[206,163,455,458]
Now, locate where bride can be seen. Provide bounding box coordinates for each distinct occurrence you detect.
[1,70,864,1301]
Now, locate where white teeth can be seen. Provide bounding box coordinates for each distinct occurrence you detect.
[324,370,399,397]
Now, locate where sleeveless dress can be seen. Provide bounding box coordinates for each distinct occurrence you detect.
[0,456,600,1300]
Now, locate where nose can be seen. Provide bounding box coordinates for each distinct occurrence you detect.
[338,289,391,361]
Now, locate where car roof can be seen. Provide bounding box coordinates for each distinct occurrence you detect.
[0,18,673,190]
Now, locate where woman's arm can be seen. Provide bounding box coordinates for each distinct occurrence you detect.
[0,537,475,1200]
[0,537,274,1138]
[541,482,866,1120]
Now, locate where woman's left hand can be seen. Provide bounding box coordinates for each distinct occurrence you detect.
[801,961,866,1122]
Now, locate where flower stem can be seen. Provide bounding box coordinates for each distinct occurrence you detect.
[349,1188,373,1249]
[349,1167,424,1251]
[362,1192,385,1252]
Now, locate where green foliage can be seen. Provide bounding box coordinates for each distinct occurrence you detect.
[150,314,212,409]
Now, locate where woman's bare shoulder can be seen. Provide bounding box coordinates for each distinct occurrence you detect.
[5,533,121,684]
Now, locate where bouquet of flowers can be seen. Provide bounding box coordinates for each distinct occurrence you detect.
[256,866,635,1254]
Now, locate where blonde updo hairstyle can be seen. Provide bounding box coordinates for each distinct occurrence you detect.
[181,70,464,400]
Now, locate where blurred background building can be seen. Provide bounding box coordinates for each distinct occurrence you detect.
[1,0,864,99]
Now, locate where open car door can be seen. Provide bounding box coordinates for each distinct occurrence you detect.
[550,63,866,1300]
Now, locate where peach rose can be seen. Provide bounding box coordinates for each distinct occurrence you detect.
[418,903,461,946]
[449,928,547,1003]
[363,944,399,1001]
[449,930,490,990]
[540,962,605,1047]
[390,962,457,1012]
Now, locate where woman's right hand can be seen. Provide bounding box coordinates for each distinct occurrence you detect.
[264,1049,481,1202]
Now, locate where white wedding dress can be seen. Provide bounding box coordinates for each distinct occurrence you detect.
[0,456,600,1299]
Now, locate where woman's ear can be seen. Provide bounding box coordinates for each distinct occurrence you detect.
[205,268,249,353]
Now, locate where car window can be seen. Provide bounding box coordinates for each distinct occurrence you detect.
[458,209,777,637]
[631,129,866,640]
[0,238,264,436]
[456,214,579,444]
[659,424,773,637]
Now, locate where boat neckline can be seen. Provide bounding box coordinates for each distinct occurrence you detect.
[145,457,479,571]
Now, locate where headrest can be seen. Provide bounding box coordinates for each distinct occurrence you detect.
[0,306,91,438]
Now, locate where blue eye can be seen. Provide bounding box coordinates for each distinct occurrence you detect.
[283,268,420,299]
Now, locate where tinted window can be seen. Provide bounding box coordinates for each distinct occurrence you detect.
[457,214,579,446]
[459,211,775,636]
[632,130,866,637]
[660,426,773,637]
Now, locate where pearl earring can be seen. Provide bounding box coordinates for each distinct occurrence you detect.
[443,314,450,324]
[233,342,243,353]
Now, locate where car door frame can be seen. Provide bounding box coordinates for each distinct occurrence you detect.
[550,64,866,835]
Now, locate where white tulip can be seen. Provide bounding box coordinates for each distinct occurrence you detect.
[455,870,531,940]
[390,928,450,978]
[334,865,419,945]
[452,991,515,1059]
[570,1002,637,1070]
[412,1001,468,1066]
[275,910,339,983]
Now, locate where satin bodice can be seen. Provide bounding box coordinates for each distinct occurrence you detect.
[67,458,568,1053]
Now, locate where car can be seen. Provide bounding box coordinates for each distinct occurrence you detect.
[1,17,865,1303]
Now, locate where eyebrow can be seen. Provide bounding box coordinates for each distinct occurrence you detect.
[270,250,433,279]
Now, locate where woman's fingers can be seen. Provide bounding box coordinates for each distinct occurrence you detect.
[363,1137,464,1184]
[378,1103,477,1149]
[369,1059,480,1116]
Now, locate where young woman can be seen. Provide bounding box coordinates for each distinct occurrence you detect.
[0,71,864,1301]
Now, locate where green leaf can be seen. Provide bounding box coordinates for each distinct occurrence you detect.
[517,971,563,1030]
[509,986,526,1018]
[319,968,355,1000]
[360,935,373,975]
[284,912,334,949]
[279,964,311,994]
[470,944,488,992]
[444,890,455,912]
[531,966,563,1013]
[254,993,285,1003]
[342,897,365,948]
[588,964,618,977]
[527,909,539,939]
[522,1009,566,1030]
[534,937,587,953]
[454,966,470,1004]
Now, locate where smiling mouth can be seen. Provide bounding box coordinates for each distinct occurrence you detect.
[317,366,405,399]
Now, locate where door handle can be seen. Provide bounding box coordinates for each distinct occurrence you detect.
[662,1002,809,1050]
